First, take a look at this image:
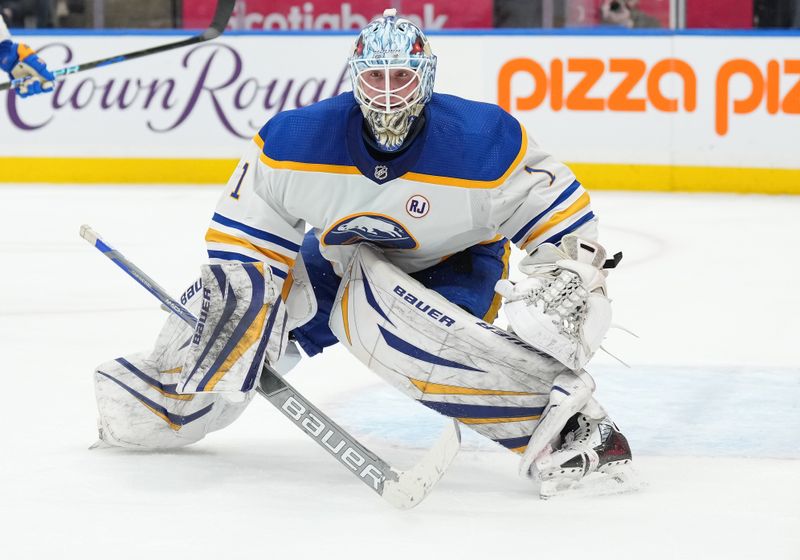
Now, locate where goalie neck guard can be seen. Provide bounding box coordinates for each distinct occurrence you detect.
[347,9,437,153]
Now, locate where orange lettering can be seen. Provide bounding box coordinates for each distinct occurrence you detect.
[608,59,646,112]
[566,59,605,111]
[716,59,764,136]
[550,59,564,111]
[648,59,697,113]
[766,60,780,114]
[782,60,800,114]
[497,58,547,112]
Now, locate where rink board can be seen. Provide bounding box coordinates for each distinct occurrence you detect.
[1,30,799,193]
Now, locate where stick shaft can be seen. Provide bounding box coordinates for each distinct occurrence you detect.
[0,0,235,92]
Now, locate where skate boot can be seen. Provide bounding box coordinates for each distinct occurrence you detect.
[532,412,637,499]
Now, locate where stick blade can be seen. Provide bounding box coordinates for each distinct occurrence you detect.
[381,419,461,509]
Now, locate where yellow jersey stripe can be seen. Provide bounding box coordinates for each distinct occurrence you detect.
[522,191,591,249]
[259,152,361,175]
[255,133,360,174]
[206,228,296,268]
[409,377,539,396]
[402,124,529,189]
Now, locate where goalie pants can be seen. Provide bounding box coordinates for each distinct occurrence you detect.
[292,232,511,357]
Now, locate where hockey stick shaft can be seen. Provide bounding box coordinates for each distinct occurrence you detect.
[0,0,235,92]
[79,224,458,508]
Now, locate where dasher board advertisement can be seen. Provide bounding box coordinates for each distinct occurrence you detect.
[2,31,798,192]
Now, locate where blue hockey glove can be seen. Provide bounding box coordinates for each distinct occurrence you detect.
[0,40,55,97]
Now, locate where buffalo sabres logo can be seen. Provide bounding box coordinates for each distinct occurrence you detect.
[323,213,418,249]
[374,165,389,180]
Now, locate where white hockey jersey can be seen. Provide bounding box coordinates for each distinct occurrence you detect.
[206,92,597,286]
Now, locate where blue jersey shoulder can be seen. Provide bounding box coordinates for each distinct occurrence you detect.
[413,94,523,182]
[257,93,356,165]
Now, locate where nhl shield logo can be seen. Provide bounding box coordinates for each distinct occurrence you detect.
[406,195,430,218]
[374,165,389,180]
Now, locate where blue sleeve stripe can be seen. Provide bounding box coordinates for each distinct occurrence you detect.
[208,250,258,263]
[212,212,301,252]
[510,180,582,244]
[270,266,288,280]
[541,212,596,246]
[207,250,288,280]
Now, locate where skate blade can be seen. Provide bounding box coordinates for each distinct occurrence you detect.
[538,462,642,500]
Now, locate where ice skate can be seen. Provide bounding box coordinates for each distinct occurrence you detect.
[531,413,639,499]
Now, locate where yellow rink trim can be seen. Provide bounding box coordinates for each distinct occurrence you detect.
[0,156,238,184]
[2,156,800,194]
[569,163,800,195]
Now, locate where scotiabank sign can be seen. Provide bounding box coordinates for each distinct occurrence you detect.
[183,0,492,30]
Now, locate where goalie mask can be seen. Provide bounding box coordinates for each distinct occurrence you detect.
[348,9,437,152]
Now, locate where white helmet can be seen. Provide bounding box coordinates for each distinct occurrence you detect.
[348,9,437,152]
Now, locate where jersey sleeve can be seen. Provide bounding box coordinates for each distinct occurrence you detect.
[1,15,11,42]
[205,138,305,285]
[494,125,598,253]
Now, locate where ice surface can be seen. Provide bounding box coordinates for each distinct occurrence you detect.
[0,186,798,559]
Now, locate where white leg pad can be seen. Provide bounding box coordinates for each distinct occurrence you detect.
[95,353,252,448]
[327,244,572,453]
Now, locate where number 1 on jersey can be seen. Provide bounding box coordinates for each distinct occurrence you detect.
[230,163,249,200]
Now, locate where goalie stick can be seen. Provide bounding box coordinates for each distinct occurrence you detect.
[79,224,461,509]
[0,0,235,92]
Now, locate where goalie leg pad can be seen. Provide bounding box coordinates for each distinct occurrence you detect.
[328,244,572,454]
[95,353,252,449]
[93,275,256,449]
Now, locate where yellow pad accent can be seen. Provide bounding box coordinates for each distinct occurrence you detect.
[204,301,269,392]
[458,415,540,425]
[482,240,511,323]
[409,377,540,396]
[341,283,352,345]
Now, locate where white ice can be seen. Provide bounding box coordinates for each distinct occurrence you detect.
[0,186,798,559]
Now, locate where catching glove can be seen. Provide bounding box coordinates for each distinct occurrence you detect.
[496,235,620,370]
